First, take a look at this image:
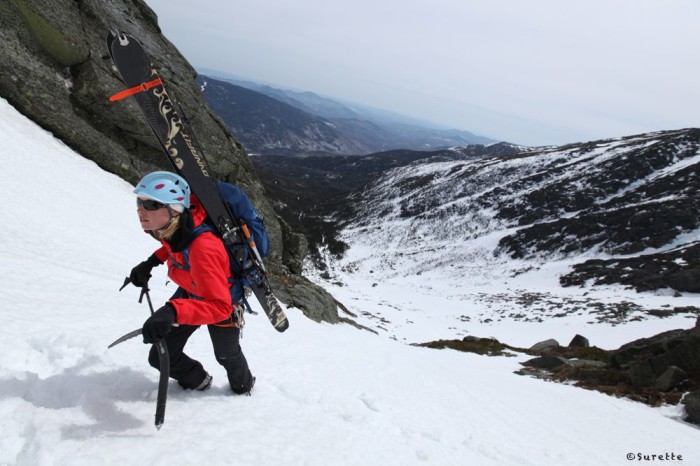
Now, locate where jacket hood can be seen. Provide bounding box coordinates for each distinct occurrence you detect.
[189,194,209,227]
[164,194,208,252]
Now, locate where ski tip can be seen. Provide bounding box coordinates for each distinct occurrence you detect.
[155,421,164,430]
[105,29,124,51]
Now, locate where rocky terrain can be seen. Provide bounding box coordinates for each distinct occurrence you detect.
[251,143,523,264]
[0,0,338,322]
[419,317,700,425]
[561,242,700,293]
[331,129,700,294]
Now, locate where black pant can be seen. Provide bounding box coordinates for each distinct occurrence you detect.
[148,324,254,393]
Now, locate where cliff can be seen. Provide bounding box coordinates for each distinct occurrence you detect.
[0,0,338,323]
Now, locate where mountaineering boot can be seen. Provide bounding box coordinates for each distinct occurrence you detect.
[244,376,256,396]
[233,376,255,396]
[195,373,213,391]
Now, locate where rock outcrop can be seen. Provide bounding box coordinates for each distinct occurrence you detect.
[420,318,700,426]
[520,320,700,425]
[0,0,338,322]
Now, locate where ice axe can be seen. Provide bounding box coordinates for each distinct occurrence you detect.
[113,277,170,429]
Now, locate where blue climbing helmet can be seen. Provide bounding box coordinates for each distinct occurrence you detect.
[134,171,191,211]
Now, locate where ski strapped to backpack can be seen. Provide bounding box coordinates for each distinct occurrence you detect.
[170,224,254,318]
[170,183,269,314]
[107,29,288,332]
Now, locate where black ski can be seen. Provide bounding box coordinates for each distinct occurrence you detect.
[107,30,288,332]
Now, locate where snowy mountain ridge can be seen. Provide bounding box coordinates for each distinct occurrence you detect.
[305,128,699,345]
[329,128,699,288]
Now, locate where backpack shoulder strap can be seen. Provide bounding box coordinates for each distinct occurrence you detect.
[171,224,214,270]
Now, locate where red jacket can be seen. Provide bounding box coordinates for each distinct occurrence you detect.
[152,197,234,326]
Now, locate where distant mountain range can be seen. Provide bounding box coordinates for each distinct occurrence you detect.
[197,73,494,155]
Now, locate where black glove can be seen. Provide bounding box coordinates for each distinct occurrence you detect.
[129,254,163,288]
[142,303,177,344]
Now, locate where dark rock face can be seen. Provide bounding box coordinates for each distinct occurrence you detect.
[613,328,700,389]
[610,329,688,370]
[1,0,203,183]
[0,0,338,322]
[561,243,700,293]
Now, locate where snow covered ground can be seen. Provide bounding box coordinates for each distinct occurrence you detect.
[312,241,700,349]
[1,97,699,466]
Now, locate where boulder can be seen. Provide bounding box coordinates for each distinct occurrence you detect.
[610,326,700,388]
[655,366,687,392]
[682,392,700,425]
[521,356,570,371]
[610,329,686,369]
[666,269,700,293]
[568,334,590,348]
[529,339,560,352]
[628,360,657,388]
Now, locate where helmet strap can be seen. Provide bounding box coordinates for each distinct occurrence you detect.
[149,207,180,233]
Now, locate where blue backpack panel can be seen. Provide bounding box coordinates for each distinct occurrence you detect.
[217,182,269,258]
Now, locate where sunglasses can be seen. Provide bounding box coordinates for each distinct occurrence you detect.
[136,198,167,211]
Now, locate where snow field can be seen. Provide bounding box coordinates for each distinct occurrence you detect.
[1,98,699,465]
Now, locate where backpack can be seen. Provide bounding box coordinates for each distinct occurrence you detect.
[217,182,269,259]
[171,182,269,305]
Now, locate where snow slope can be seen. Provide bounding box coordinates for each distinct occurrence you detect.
[1,98,698,466]
[311,130,700,347]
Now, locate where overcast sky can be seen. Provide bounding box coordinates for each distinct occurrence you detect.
[144,0,700,146]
